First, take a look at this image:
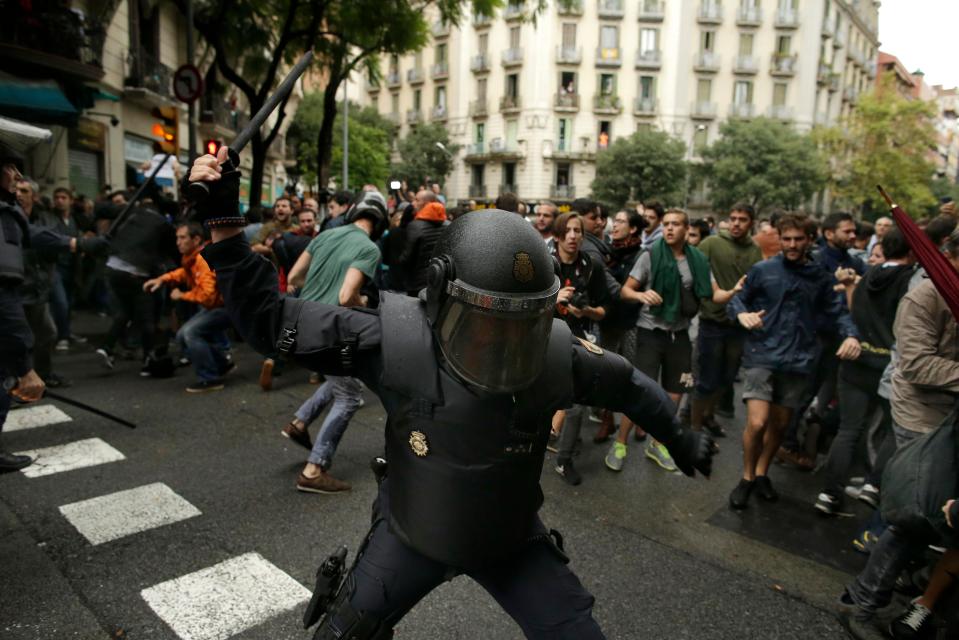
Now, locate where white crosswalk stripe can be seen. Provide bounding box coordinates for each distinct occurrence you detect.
[15,437,125,478]
[5,404,73,432]
[140,552,310,640]
[59,483,201,545]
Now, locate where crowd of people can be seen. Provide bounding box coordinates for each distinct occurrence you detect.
[1,140,958,639]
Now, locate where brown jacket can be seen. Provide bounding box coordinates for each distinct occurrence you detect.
[891,279,959,433]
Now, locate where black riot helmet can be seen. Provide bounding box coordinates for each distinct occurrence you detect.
[426,209,560,393]
[345,190,388,241]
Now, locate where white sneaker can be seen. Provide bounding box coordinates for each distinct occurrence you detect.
[55,339,70,352]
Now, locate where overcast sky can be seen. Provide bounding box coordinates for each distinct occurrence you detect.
[877,0,958,88]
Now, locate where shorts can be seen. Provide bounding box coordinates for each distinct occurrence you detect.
[635,327,692,395]
[694,320,746,398]
[741,367,806,410]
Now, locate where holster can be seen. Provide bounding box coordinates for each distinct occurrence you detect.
[303,545,349,629]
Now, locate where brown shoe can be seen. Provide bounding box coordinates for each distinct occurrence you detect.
[308,371,323,385]
[593,410,615,444]
[296,472,351,494]
[281,422,312,450]
[775,446,815,470]
[259,358,274,391]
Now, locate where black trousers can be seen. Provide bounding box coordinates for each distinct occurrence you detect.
[319,482,605,639]
[103,268,155,356]
[22,302,56,379]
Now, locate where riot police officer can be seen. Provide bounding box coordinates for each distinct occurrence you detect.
[189,147,714,639]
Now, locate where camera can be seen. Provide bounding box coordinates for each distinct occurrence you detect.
[560,291,589,308]
[390,180,401,190]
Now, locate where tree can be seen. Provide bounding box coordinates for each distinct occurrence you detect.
[816,77,939,218]
[288,94,394,190]
[700,117,826,214]
[392,123,460,189]
[590,130,687,208]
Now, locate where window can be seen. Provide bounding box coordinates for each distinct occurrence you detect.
[693,126,709,154]
[414,51,423,67]
[509,26,521,48]
[506,73,519,99]
[477,77,487,100]
[560,71,576,94]
[435,86,446,108]
[733,80,753,104]
[636,122,653,133]
[478,33,489,53]
[471,164,485,187]
[639,75,656,100]
[740,0,758,9]
[696,78,712,102]
[598,121,611,149]
[600,25,619,49]
[640,28,659,54]
[475,123,485,143]
[391,93,399,114]
[506,120,519,147]
[389,55,399,73]
[773,82,787,106]
[778,0,798,9]
[413,89,421,110]
[738,33,754,56]
[776,35,792,55]
[556,163,571,186]
[700,30,716,53]
[558,118,573,151]
[562,23,577,48]
[436,44,447,64]
[503,162,516,187]
[600,73,616,96]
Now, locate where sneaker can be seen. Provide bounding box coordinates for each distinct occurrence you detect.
[259,358,274,391]
[858,484,880,509]
[177,356,191,368]
[186,380,225,393]
[55,339,70,352]
[555,459,582,486]
[605,441,627,472]
[729,479,754,510]
[69,334,87,344]
[815,492,841,516]
[845,484,864,500]
[296,472,351,494]
[281,422,313,451]
[703,416,727,438]
[889,601,934,640]
[837,598,889,640]
[852,530,880,555]
[95,348,115,370]
[644,441,677,472]
[754,475,779,501]
[588,410,602,424]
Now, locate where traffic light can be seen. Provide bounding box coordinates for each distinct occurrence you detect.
[205,139,221,156]
[150,106,178,154]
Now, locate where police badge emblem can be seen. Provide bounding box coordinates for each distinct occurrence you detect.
[513,252,535,283]
[409,431,429,457]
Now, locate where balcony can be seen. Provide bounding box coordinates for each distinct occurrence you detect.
[504,2,525,21]
[431,105,448,121]
[366,79,380,93]
[489,138,523,158]
[690,101,718,119]
[551,185,576,199]
[469,100,488,118]
[558,0,584,15]
[848,48,864,67]
[817,63,830,85]
[694,51,720,72]
[500,95,522,113]
[432,21,450,38]
[774,8,799,28]
[865,60,877,79]
[829,73,841,92]
[386,112,401,125]
[124,50,174,103]
[843,86,859,104]
[733,55,759,74]
[431,61,449,80]
[199,100,248,137]
[736,6,762,27]
[386,71,401,88]
[593,94,623,115]
[470,53,490,73]
[473,12,492,28]
[502,47,524,67]
[821,21,834,38]
[499,184,518,195]
[598,0,625,19]
[465,142,486,158]
[554,93,581,112]
[833,29,845,48]
[468,184,487,198]
[406,109,422,124]
[633,97,657,116]
[0,5,105,83]
[768,105,793,120]
[729,103,755,119]
[770,53,797,77]
[596,47,622,67]
[552,143,595,161]
[407,68,424,84]
[635,49,662,69]
[697,3,723,24]
[638,1,665,21]
[556,46,582,64]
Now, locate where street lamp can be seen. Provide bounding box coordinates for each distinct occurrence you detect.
[435,141,454,158]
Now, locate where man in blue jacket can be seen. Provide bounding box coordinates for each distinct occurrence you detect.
[727,214,860,510]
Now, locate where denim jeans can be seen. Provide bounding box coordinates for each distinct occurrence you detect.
[296,376,363,470]
[175,307,233,382]
[49,265,72,341]
[846,526,921,617]
[557,404,591,462]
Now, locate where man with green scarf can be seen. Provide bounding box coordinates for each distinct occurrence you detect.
[615,209,719,472]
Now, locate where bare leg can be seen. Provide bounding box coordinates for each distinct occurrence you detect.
[755,404,793,478]
[917,549,959,610]
[742,399,770,481]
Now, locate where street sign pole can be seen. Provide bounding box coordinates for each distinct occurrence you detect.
[186,0,197,163]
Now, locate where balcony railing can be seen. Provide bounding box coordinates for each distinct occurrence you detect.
[734,55,758,74]
[407,68,424,84]
[690,101,718,119]
[635,49,662,69]
[596,47,622,67]
[499,184,518,195]
[638,0,665,21]
[125,50,173,99]
[386,112,401,125]
[432,21,450,38]
[551,185,576,199]
[465,142,486,157]
[502,47,524,67]
[729,103,755,118]
[633,97,657,115]
[843,86,859,103]
[366,79,380,93]
[829,73,841,92]
[1,5,104,81]
[817,63,831,85]
[558,0,584,15]
[833,29,846,48]
[431,105,448,121]
[500,95,522,113]
[554,93,580,111]
[768,105,793,120]
[386,71,401,88]
[406,109,422,124]
[199,100,248,134]
[865,59,877,79]
[770,53,797,76]
[598,0,625,18]
[431,61,449,80]
[736,6,762,26]
[470,53,490,73]
[694,51,720,72]
[468,184,487,198]
[774,8,799,28]
[504,2,525,21]
[472,12,491,27]
[489,138,522,156]
[697,3,723,24]
[556,46,582,64]
[821,21,834,38]
[469,100,488,117]
[593,94,623,114]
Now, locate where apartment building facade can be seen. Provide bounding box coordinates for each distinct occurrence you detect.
[360,0,879,206]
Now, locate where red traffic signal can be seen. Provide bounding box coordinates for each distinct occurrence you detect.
[205,139,221,156]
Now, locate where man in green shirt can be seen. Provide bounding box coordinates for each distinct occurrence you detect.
[690,203,762,437]
[279,192,385,494]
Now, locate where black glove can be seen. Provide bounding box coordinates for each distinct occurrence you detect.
[666,429,714,478]
[77,235,110,256]
[187,148,242,225]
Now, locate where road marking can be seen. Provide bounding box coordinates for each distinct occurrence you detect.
[141,552,310,640]
[5,404,72,432]
[15,438,125,478]
[59,483,201,545]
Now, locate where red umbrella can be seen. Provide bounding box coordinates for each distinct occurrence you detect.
[878,185,959,321]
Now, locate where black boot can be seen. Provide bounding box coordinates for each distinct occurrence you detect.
[0,450,33,472]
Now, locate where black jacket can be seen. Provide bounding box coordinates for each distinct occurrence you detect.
[850,263,915,370]
[109,205,176,275]
[397,218,446,294]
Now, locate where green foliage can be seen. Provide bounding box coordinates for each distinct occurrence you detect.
[816,76,939,217]
[590,130,688,208]
[931,176,959,213]
[700,117,826,214]
[392,123,460,188]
